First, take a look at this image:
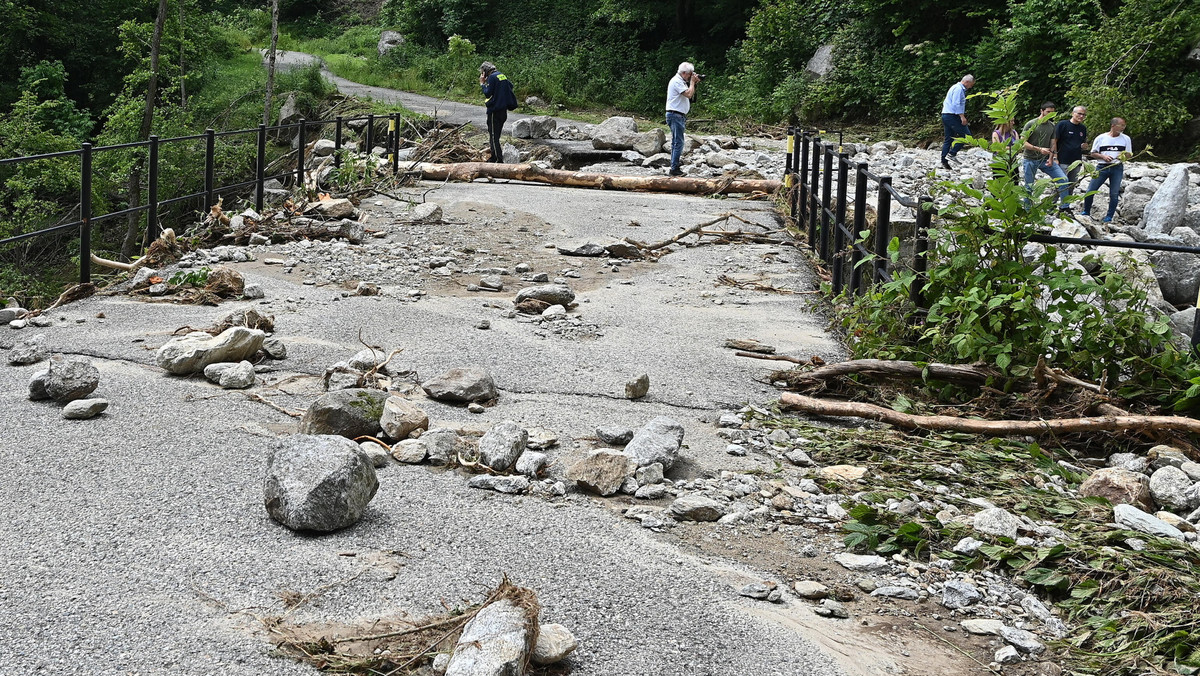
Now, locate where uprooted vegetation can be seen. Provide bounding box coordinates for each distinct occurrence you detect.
[751,410,1200,676]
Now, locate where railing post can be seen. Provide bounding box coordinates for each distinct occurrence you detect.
[79,143,92,284]
[785,127,795,222]
[334,115,343,169]
[820,147,833,263]
[875,177,893,284]
[296,118,307,191]
[912,196,933,308]
[204,128,215,211]
[147,135,160,244]
[798,133,809,225]
[851,161,869,295]
[256,124,267,213]
[391,113,399,175]
[365,113,375,157]
[809,138,821,250]
[832,152,849,294]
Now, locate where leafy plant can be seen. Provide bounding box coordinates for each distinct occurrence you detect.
[168,266,211,287]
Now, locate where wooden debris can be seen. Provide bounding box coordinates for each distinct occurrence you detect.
[780,392,1200,436]
[725,338,776,354]
[406,162,780,196]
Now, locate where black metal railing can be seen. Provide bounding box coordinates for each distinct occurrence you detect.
[0,112,407,284]
[782,126,1200,348]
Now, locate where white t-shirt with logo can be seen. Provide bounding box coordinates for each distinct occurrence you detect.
[1090,132,1132,166]
[666,74,691,115]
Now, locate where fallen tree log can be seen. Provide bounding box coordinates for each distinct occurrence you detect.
[404,162,780,196]
[780,392,1200,436]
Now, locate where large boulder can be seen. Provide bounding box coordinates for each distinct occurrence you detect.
[1151,227,1200,305]
[478,420,528,471]
[515,284,574,306]
[9,334,49,365]
[37,354,100,403]
[592,116,639,150]
[378,30,405,57]
[445,598,535,676]
[804,44,836,79]
[624,416,685,469]
[421,427,461,466]
[156,327,266,375]
[513,116,556,139]
[1141,164,1191,235]
[1114,503,1185,540]
[1079,467,1154,511]
[379,396,429,440]
[298,389,389,439]
[669,493,725,521]
[633,129,666,157]
[422,367,498,403]
[264,434,379,532]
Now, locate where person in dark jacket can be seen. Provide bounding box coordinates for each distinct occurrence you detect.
[479,61,516,163]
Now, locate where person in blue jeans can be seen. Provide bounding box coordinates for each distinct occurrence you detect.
[940,74,974,170]
[1081,117,1133,223]
[1021,102,1070,210]
[665,62,699,176]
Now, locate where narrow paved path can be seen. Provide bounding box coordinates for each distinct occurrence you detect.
[270,50,583,129]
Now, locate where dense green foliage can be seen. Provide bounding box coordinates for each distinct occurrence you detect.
[835,89,1200,409]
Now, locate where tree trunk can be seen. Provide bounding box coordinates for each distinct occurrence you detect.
[407,162,780,196]
[121,0,169,260]
[779,393,1200,436]
[262,0,279,126]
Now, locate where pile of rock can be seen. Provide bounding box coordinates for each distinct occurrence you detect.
[432,586,578,675]
[156,324,281,389]
[1078,445,1200,542]
[28,353,108,420]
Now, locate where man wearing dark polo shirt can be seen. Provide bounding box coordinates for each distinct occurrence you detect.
[1051,106,1089,191]
[1022,102,1070,211]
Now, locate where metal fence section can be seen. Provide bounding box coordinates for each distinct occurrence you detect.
[0,113,406,284]
[782,126,1200,349]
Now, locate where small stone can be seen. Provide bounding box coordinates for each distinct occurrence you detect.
[738,582,775,600]
[815,599,849,618]
[1000,625,1046,655]
[625,373,650,399]
[872,586,919,600]
[634,463,664,486]
[833,553,890,572]
[515,451,548,478]
[973,507,1022,539]
[597,426,634,445]
[785,450,813,466]
[960,619,1005,636]
[391,439,428,464]
[243,283,265,299]
[726,444,747,456]
[262,337,288,360]
[468,402,486,414]
[477,420,528,471]
[355,281,380,296]
[634,484,668,500]
[952,537,984,556]
[467,474,530,494]
[531,623,578,665]
[359,441,391,468]
[941,580,982,610]
[567,450,637,497]
[669,494,725,522]
[476,320,491,330]
[62,398,109,420]
[8,334,48,365]
[541,304,567,319]
[793,581,829,599]
[818,465,868,482]
[380,396,430,440]
[994,646,1021,664]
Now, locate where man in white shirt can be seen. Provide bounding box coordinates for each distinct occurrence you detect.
[1081,117,1133,223]
[940,74,974,170]
[665,62,699,177]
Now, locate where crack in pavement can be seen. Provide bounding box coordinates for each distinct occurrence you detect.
[500,386,730,412]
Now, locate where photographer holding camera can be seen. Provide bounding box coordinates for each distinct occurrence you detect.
[665,62,700,177]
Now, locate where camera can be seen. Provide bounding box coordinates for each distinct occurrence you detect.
[694,73,706,81]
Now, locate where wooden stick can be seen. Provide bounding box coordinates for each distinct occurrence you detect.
[627,213,736,251]
[90,252,134,271]
[788,359,1003,388]
[405,162,780,196]
[780,392,1200,436]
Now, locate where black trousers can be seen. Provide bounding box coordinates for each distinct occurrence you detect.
[487,110,508,163]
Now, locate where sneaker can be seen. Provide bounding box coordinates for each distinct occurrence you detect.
[1102,216,1113,223]
[668,168,685,177]
[1079,211,1090,217]
[940,159,952,170]
[1058,206,1073,214]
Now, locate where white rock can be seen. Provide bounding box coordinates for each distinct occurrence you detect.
[531,623,578,665]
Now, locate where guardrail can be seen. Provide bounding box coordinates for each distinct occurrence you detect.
[0,112,407,284]
[782,126,1200,349]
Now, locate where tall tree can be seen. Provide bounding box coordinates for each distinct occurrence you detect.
[263,0,280,126]
[121,0,169,259]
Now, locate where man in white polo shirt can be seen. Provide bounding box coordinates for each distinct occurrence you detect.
[1081,117,1133,223]
[665,62,699,177]
[940,74,975,170]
